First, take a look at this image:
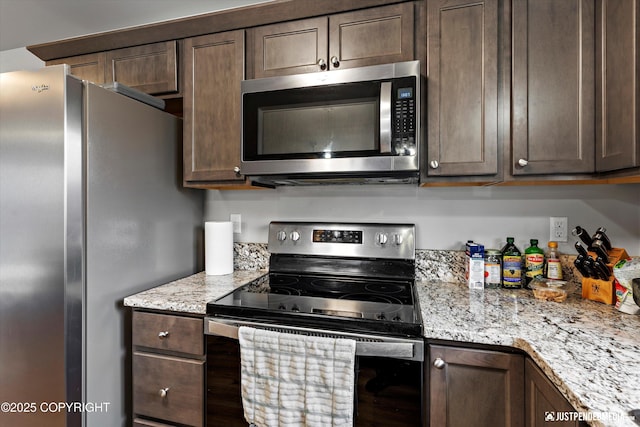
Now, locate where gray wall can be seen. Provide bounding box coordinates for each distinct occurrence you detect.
[205,184,640,255]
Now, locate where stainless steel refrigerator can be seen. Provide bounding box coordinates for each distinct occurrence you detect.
[0,66,203,427]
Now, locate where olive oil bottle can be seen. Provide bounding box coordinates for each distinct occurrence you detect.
[501,237,523,289]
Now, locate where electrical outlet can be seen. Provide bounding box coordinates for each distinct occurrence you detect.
[230,214,241,234]
[549,217,568,242]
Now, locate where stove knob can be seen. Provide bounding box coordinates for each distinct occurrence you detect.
[376,233,388,245]
[393,315,402,322]
[276,230,287,241]
[291,305,300,312]
[393,234,404,245]
[278,304,286,310]
[376,313,386,320]
[290,231,300,241]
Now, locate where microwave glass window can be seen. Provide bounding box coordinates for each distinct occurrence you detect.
[257,98,379,156]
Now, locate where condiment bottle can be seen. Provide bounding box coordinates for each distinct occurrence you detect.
[484,249,502,289]
[545,241,563,280]
[501,237,523,289]
[524,239,545,288]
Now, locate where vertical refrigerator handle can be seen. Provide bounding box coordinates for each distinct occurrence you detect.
[380,81,392,153]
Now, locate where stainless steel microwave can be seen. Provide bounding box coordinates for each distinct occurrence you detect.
[240,61,421,186]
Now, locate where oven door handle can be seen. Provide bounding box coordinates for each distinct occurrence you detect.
[205,318,419,360]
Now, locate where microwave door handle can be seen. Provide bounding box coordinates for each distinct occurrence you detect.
[379,81,392,153]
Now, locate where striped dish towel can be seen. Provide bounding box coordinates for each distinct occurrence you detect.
[238,326,356,427]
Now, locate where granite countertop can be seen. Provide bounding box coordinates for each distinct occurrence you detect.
[124,270,268,314]
[124,270,640,427]
[417,280,639,427]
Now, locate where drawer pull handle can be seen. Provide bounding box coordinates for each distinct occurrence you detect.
[433,357,446,369]
[159,387,170,398]
[158,331,170,339]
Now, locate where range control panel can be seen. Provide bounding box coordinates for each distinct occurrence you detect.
[268,222,415,260]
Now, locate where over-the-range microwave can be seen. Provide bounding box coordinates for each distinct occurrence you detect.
[240,60,421,186]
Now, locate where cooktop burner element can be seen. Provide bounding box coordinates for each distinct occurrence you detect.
[207,222,421,338]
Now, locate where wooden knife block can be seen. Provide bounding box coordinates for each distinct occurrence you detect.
[581,247,629,304]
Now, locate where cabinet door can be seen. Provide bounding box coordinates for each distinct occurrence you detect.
[47,52,106,84]
[105,41,178,95]
[429,345,524,427]
[512,0,595,175]
[525,359,578,427]
[595,0,639,172]
[183,31,245,184]
[249,17,328,78]
[329,3,415,70]
[426,0,499,177]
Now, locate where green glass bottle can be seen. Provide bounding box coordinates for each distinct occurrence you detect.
[501,237,523,289]
[524,239,545,288]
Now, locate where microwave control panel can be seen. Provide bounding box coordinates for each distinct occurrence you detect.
[391,77,416,156]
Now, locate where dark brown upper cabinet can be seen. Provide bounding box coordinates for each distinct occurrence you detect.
[105,41,179,96]
[511,0,596,176]
[47,41,178,97]
[595,0,640,172]
[248,3,415,79]
[425,0,500,178]
[182,30,246,186]
[47,52,107,85]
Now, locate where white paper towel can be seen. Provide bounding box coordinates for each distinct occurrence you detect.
[205,221,234,275]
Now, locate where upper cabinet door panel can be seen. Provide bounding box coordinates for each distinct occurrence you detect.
[250,17,329,78]
[106,41,178,95]
[426,0,499,177]
[329,3,415,70]
[183,31,245,184]
[47,52,107,85]
[596,0,639,172]
[512,0,595,175]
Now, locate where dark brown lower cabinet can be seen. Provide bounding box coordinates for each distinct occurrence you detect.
[525,358,581,427]
[428,344,525,427]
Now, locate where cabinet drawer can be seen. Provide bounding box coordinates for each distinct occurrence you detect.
[133,311,203,355]
[133,418,176,426]
[133,352,204,427]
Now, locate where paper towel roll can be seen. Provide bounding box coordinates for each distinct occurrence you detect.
[205,221,234,275]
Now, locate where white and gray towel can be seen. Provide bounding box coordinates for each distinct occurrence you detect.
[238,326,356,427]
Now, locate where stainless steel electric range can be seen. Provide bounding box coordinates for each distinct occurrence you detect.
[204,222,423,426]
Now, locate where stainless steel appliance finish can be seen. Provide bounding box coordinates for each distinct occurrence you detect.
[205,221,423,425]
[0,66,203,427]
[206,221,422,352]
[240,61,421,186]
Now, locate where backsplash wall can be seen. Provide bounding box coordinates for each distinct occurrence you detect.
[205,184,640,255]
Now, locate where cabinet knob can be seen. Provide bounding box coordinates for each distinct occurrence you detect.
[518,158,529,167]
[233,166,241,174]
[158,331,170,339]
[159,387,170,398]
[317,58,327,71]
[429,160,439,169]
[330,56,340,68]
[433,357,446,369]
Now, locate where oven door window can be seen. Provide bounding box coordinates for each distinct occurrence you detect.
[243,82,382,160]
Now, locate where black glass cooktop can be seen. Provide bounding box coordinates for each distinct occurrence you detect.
[206,273,422,338]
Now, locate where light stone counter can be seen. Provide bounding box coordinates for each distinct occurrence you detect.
[124,246,639,427]
[123,270,267,314]
[417,280,639,427]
